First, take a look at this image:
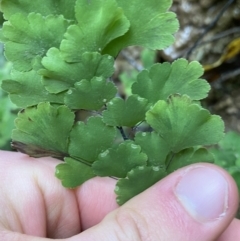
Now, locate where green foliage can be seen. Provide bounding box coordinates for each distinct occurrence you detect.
[40,51,115,94]
[0,96,15,148]
[102,95,150,127]
[103,0,179,56]
[92,140,147,178]
[0,61,16,150]
[12,103,75,158]
[116,166,167,205]
[146,95,224,153]
[68,117,117,163]
[119,48,156,96]
[56,157,96,188]
[0,0,76,20]
[61,0,130,62]
[2,70,64,108]
[134,131,170,166]
[210,131,240,192]
[166,147,215,174]
[65,77,117,110]
[1,13,71,71]
[0,0,226,205]
[132,59,210,104]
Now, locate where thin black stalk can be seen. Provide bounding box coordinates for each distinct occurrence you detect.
[68,156,92,167]
[166,152,175,170]
[110,176,119,180]
[117,126,128,141]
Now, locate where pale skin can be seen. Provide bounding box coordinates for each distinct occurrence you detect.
[0,150,240,241]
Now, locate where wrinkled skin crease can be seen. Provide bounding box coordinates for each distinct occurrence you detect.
[0,151,240,241]
[0,151,118,239]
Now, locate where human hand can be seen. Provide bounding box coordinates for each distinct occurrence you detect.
[0,150,239,241]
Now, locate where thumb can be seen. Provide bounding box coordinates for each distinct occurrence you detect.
[69,163,239,241]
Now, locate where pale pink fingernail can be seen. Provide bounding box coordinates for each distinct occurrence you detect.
[175,167,228,222]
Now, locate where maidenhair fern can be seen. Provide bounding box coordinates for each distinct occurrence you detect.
[0,0,224,205]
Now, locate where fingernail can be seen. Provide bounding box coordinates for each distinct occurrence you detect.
[175,166,228,222]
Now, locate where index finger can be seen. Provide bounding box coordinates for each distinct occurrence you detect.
[0,151,118,238]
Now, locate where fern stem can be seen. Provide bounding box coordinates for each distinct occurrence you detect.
[166,152,175,170]
[117,126,128,140]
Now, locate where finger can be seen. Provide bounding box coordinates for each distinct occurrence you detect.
[76,177,118,230]
[33,154,118,230]
[216,218,240,241]
[68,163,239,241]
[0,151,239,241]
[0,151,117,238]
[0,151,82,238]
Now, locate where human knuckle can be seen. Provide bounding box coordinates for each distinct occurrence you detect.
[113,207,152,241]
